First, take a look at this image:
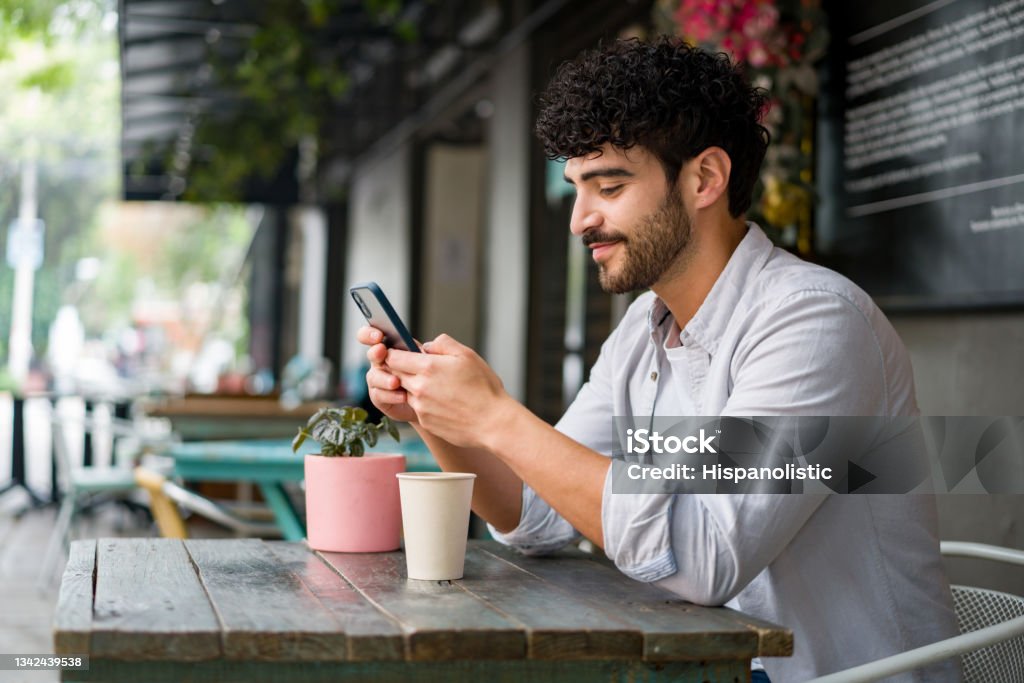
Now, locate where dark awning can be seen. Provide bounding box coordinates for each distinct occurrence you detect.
[119,0,513,203]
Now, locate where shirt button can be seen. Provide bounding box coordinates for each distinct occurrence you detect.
[650,371,658,381]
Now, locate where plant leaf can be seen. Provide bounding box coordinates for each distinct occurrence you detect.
[298,404,387,456]
[292,429,309,453]
[378,416,399,442]
[309,407,331,427]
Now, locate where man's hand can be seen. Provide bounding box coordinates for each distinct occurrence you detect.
[382,331,606,545]
[357,325,419,425]
[386,334,514,450]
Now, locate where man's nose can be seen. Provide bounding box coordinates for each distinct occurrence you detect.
[569,196,602,236]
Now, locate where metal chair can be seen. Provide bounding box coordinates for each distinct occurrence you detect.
[809,542,1024,683]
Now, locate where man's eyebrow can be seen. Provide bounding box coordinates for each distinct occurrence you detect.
[563,167,635,185]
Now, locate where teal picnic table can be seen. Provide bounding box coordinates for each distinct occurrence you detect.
[54,538,792,682]
[169,437,439,541]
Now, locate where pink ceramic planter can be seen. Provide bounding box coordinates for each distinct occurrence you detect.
[303,452,406,552]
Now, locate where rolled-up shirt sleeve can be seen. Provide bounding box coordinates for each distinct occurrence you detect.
[655,493,825,605]
[648,289,893,605]
[601,473,678,581]
[486,483,580,554]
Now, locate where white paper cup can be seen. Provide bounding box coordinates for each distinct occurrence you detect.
[396,472,476,580]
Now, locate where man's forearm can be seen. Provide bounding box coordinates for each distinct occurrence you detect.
[481,400,610,547]
[413,425,524,532]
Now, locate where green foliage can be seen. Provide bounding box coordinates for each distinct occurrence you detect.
[79,203,255,343]
[17,59,74,90]
[0,0,110,86]
[292,406,400,457]
[178,1,352,202]
[162,205,255,285]
[0,1,118,361]
[0,0,60,55]
[78,247,136,334]
[363,0,402,22]
[0,365,17,392]
[169,0,416,202]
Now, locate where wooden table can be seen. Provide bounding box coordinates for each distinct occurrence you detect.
[54,539,791,682]
[143,396,331,441]
[169,438,439,541]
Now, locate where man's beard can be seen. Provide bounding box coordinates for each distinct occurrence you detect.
[587,187,693,295]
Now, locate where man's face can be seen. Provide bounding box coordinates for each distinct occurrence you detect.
[564,144,693,294]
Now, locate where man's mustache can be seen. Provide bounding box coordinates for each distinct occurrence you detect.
[581,231,626,247]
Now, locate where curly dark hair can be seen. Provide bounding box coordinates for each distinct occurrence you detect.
[535,37,769,217]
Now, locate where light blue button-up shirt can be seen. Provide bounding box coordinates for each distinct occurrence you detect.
[491,224,962,681]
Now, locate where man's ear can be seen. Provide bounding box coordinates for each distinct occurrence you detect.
[690,147,732,211]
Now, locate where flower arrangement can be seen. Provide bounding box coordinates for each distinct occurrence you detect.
[655,0,829,255]
[292,406,400,457]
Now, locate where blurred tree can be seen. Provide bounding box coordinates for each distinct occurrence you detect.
[0,0,257,387]
[80,203,255,375]
[0,0,105,86]
[0,0,118,362]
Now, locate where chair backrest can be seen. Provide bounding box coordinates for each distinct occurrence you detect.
[952,584,1024,682]
[50,416,74,494]
[49,412,139,491]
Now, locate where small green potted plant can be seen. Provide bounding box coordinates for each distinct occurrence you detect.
[293,406,405,552]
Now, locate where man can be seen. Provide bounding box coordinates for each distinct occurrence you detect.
[358,38,961,681]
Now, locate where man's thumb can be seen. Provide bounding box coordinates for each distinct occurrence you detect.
[422,333,460,354]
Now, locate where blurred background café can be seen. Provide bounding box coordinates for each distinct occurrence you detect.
[0,0,1022,664]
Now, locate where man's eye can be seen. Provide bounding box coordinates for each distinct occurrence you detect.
[600,185,623,197]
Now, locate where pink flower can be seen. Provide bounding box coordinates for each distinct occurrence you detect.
[738,2,779,40]
[674,0,797,69]
[674,0,735,43]
[745,40,770,67]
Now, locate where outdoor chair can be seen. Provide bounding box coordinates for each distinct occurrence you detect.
[133,465,282,539]
[809,541,1024,682]
[38,411,175,586]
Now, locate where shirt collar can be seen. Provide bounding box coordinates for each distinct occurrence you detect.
[647,223,774,354]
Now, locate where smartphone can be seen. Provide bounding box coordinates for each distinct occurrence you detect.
[349,282,420,352]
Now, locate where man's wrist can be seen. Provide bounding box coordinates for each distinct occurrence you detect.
[411,421,451,452]
[479,394,529,455]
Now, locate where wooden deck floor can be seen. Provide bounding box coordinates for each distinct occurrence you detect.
[0,492,234,683]
[1,502,62,683]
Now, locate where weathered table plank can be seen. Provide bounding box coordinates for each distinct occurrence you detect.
[266,541,405,661]
[708,600,795,658]
[91,538,221,660]
[318,550,526,661]
[457,546,642,659]
[484,542,778,661]
[53,540,96,656]
[185,538,346,661]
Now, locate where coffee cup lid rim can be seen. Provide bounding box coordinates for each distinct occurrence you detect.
[396,472,477,480]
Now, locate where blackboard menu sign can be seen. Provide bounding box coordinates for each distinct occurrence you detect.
[817,0,1024,308]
